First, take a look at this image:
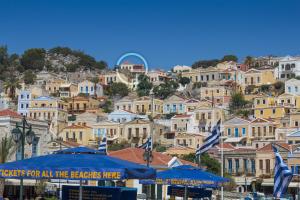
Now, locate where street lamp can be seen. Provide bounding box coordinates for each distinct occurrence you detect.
[11,116,36,200]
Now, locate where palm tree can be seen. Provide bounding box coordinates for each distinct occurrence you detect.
[244,56,254,68]
[0,135,15,198]
[90,76,100,98]
[3,74,21,100]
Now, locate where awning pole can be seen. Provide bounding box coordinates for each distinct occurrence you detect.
[184,186,187,200]
[79,180,82,200]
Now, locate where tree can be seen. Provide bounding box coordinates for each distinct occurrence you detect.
[95,60,108,70]
[221,55,238,62]
[229,92,248,113]
[23,70,37,85]
[153,80,179,99]
[110,82,129,97]
[100,99,113,113]
[20,48,46,71]
[3,72,21,99]
[259,84,271,93]
[136,74,153,97]
[0,135,15,198]
[65,63,80,72]
[192,59,219,69]
[244,56,254,68]
[180,153,220,175]
[273,81,285,96]
[179,76,190,86]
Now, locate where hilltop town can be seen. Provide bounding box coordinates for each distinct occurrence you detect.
[1,45,300,196]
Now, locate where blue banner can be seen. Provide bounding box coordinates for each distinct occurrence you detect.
[62,185,137,200]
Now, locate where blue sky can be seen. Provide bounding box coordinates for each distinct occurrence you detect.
[0,0,300,69]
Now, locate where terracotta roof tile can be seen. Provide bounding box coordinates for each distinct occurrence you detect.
[172,114,192,119]
[0,109,22,118]
[109,147,196,166]
[257,143,290,152]
[64,124,92,129]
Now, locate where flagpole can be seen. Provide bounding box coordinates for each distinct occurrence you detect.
[221,129,224,200]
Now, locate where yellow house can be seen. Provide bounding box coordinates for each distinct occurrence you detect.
[92,120,121,144]
[59,83,78,98]
[256,143,290,177]
[133,96,163,116]
[65,96,100,114]
[175,133,204,149]
[277,93,300,108]
[193,106,224,133]
[289,110,300,128]
[45,78,66,94]
[243,68,276,88]
[181,69,199,83]
[28,96,67,135]
[60,124,94,146]
[223,117,251,145]
[200,85,232,105]
[249,118,277,141]
[253,96,289,120]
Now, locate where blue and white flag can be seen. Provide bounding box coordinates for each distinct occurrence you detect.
[273,145,293,198]
[139,137,152,151]
[98,137,107,155]
[196,120,221,156]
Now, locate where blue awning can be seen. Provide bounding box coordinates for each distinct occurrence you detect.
[140,165,228,188]
[0,147,156,180]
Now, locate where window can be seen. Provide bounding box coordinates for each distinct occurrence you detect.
[266,159,270,173]
[244,159,248,173]
[79,132,83,140]
[234,128,239,137]
[296,121,299,127]
[66,132,69,139]
[227,128,231,136]
[228,159,232,174]
[260,110,263,115]
[27,94,29,99]
[21,104,24,109]
[73,132,76,140]
[128,128,132,139]
[288,87,291,93]
[262,100,266,104]
[21,94,24,99]
[212,74,215,80]
[257,100,260,104]
[242,128,246,136]
[235,159,239,173]
[257,77,260,83]
[91,86,94,91]
[251,159,255,174]
[259,160,263,170]
[32,137,39,157]
[272,109,276,114]
[281,74,285,78]
[296,86,298,92]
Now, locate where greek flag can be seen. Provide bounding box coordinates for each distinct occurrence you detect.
[196,120,221,156]
[98,137,107,154]
[139,137,152,151]
[273,145,293,198]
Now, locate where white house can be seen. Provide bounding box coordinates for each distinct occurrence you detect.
[17,90,32,116]
[285,78,300,95]
[78,80,103,96]
[275,56,300,80]
[108,109,148,123]
[172,65,192,73]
